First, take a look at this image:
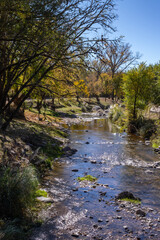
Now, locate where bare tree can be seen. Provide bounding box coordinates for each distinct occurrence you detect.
[100,37,140,100]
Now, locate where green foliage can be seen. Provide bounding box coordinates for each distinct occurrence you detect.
[81,106,87,112]
[40,143,63,169]
[0,0,116,129]
[123,63,155,121]
[151,120,160,148]
[42,143,62,160]
[128,115,156,137]
[0,166,38,218]
[1,221,26,240]
[77,175,97,182]
[149,63,160,105]
[108,105,126,129]
[120,198,141,204]
[35,189,48,198]
[109,105,123,122]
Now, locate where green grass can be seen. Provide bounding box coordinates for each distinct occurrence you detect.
[35,189,48,198]
[120,198,141,204]
[56,105,82,114]
[77,175,97,182]
[0,166,39,218]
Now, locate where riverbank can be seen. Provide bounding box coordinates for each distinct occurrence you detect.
[0,98,110,239]
[108,104,160,155]
[0,113,69,239]
[30,116,160,240]
[0,98,159,239]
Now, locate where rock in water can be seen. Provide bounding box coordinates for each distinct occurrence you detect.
[136,209,146,217]
[36,197,54,203]
[115,191,141,201]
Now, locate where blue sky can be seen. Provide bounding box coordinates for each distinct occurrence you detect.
[111,0,160,65]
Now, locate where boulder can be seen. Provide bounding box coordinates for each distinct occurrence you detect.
[92,105,102,112]
[136,209,146,217]
[115,191,141,201]
[62,146,77,156]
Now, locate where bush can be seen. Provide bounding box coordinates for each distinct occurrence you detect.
[1,221,26,240]
[81,106,87,112]
[108,105,124,123]
[128,116,156,138]
[0,166,38,218]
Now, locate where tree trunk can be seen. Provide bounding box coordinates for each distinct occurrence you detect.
[133,95,137,120]
[95,95,100,104]
[51,97,55,111]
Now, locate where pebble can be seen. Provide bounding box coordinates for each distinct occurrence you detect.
[93,224,98,228]
[136,209,146,217]
[98,219,103,222]
[103,184,109,187]
[91,160,97,164]
[123,226,128,230]
[116,209,121,212]
[71,233,79,238]
[98,227,103,230]
[72,188,78,191]
[148,208,154,212]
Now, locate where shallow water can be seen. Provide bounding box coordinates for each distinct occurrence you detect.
[69,118,160,206]
[31,117,160,240]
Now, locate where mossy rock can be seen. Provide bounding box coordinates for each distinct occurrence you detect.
[35,189,48,198]
[119,198,141,204]
[77,175,97,182]
[116,191,141,203]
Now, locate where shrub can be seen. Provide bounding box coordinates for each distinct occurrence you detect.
[81,106,87,112]
[108,105,125,123]
[1,222,26,240]
[0,166,38,218]
[128,116,156,138]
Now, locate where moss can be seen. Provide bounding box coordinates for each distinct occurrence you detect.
[42,143,63,160]
[35,189,48,198]
[152,142,159,148]
[77,175,97,182]
[151,121,160,149]
[120,198,141,204]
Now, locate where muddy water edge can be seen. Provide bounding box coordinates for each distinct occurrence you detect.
[31,117,160,240]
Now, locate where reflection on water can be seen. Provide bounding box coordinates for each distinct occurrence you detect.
[69,118,160,207]
[31,117,160,240]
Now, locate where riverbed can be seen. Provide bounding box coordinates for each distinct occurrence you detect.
[31,117,160,240]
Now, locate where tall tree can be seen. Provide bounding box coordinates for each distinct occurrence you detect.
[0,0,116,129]
[149,63,160,106]
[100,37,140,100]
[123,63,154,121]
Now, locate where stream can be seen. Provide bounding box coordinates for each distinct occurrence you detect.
[31,117,160,240]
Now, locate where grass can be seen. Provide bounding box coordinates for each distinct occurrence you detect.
[151,119,160,149]
[77,175,97,182]
[35,189,48,198]
[0,166,39,218]
[120,198,141,204]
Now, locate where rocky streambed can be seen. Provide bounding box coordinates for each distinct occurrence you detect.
[30,117,160,240]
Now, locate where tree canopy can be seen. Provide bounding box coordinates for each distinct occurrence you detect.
[0,0,116,129]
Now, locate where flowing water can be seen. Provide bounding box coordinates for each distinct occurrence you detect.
[31,117,160,240]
